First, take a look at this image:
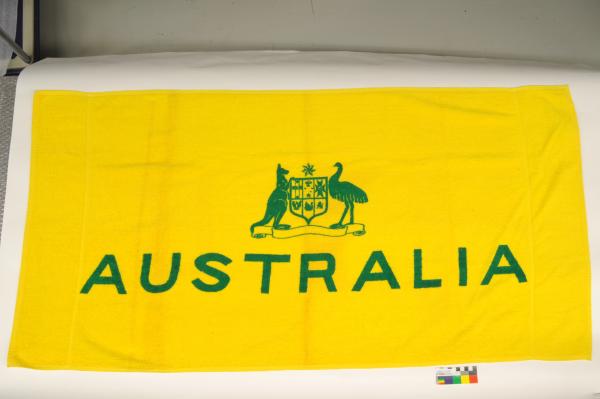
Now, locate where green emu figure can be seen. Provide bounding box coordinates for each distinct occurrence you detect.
[329,162,368,228]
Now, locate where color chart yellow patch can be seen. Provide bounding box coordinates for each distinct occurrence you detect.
[8,86,591,371]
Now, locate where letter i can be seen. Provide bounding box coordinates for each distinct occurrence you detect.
[458,247,467,286]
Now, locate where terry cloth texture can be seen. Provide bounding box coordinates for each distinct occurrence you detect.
[8,86,591,371]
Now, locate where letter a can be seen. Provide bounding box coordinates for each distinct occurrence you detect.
[352,251,400,291]
[81,254,127,294]
[481,245,527,285]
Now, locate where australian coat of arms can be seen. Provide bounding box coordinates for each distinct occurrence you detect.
[251,162,368,238]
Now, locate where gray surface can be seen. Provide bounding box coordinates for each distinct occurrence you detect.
[0,0,19,75]
[40,0,600,67]
[0,76,17,236]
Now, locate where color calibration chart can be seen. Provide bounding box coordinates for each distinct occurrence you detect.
[436,366,478,385]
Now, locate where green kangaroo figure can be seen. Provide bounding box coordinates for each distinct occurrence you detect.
[250,164,291,236]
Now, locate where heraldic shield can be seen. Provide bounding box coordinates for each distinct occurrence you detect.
[289,176,328,224]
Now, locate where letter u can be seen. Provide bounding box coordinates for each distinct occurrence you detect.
[140,253,181,293]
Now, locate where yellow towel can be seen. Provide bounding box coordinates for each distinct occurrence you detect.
[8,86,591,371]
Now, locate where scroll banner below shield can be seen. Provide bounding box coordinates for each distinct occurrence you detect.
[252,223,366,238]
